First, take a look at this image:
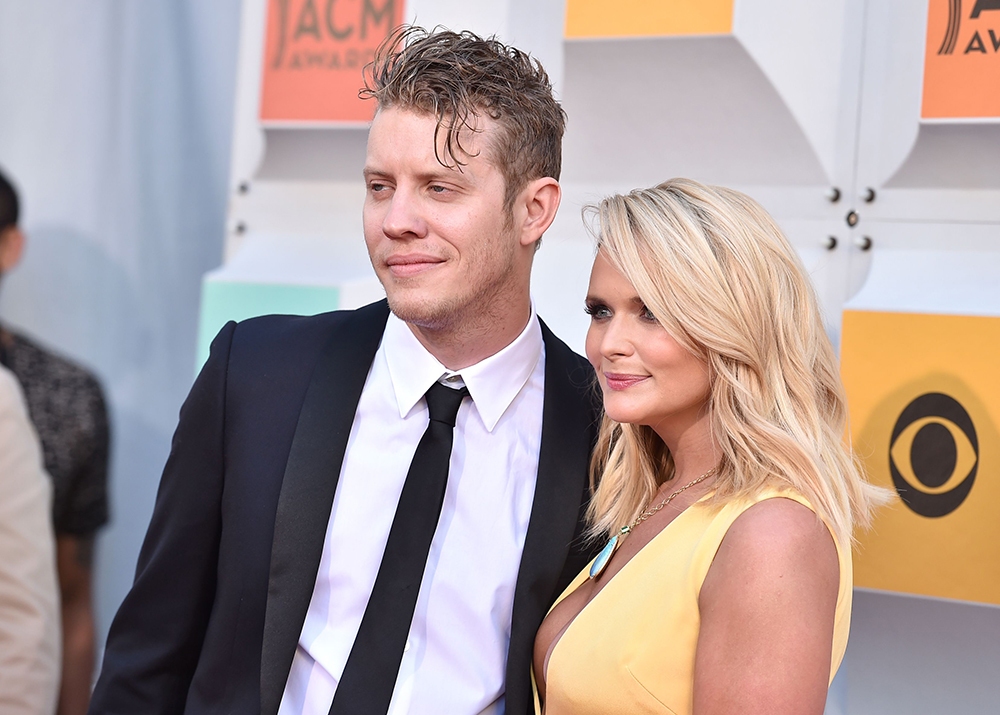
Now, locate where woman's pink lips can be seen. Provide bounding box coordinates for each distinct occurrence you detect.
[604,373,649,391]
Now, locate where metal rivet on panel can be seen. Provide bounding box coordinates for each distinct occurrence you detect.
[826,187,841,203]
[846,210,859,227]
[855,235,872,251]
[823,236,838,250]
[863,187,876,203]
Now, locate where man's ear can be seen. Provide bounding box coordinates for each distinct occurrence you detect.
[517,177,561,248]
[0,227,25,272]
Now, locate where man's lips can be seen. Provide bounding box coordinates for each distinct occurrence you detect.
[385,254,445,278]
[604,373,650,391]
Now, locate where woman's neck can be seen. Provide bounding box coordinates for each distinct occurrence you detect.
[653,407,720,482]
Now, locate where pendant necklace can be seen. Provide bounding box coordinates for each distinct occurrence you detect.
[589,466,717,580]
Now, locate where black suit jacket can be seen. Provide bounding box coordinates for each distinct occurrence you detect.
[90,300,599,715]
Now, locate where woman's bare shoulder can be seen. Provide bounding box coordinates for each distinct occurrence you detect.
[702,496,839,606]
[694,496,840,714]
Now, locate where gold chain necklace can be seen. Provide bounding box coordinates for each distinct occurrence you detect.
[589,467,717,580]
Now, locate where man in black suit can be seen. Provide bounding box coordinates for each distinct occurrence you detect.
[89,26,597,715]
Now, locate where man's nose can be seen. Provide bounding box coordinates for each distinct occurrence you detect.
[382,188,427,239]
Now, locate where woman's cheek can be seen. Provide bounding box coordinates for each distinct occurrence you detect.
[585,327,603,373]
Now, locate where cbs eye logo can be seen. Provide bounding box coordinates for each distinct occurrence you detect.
[889,393,978,517]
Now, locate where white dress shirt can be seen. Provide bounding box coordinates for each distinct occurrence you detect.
[278,308,545,715]
[0,365,60,715]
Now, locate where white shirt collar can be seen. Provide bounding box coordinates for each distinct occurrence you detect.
[382,305,543,432]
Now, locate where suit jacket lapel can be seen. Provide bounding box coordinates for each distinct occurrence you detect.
[260,300,390,715]
[504,322,599,715]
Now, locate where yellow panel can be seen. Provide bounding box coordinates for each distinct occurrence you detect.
[841,310,1000,605]
[565,0,734,38]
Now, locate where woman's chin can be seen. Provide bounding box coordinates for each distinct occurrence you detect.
[602,404,649,427]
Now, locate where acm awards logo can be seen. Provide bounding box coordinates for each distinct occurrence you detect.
[889,393,979,517]
[270,0,397,70]
[938,0,1000,54]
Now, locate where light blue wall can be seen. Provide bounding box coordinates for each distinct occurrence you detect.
[196,279,341,370]
[0,0,242,656]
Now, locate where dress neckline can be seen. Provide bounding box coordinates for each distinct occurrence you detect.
[542,490,715,687]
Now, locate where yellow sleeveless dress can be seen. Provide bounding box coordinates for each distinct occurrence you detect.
[535,488,852,715]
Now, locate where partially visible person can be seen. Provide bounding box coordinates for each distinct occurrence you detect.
[0,167,110,715]
[0,363,61,715]
[533,179,886,715]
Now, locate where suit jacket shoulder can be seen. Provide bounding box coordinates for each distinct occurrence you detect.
[90,301,390,715]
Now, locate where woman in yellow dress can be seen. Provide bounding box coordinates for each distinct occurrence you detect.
[532,179,885,715]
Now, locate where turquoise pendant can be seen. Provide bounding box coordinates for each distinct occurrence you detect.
[589,527,629,580]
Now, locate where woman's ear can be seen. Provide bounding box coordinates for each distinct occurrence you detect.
[0,226,25,272]
[518,177,561,248]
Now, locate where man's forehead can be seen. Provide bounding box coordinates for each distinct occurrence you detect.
[374,104,495,134]
[366,106,498,175]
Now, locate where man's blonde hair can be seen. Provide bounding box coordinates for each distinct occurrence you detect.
[362,25,566,213]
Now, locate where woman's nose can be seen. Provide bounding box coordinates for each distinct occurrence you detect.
[599,317,634,359]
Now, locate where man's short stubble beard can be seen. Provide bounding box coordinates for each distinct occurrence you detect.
[385,239,521,340]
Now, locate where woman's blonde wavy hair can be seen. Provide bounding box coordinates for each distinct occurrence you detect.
[586,179,886,546]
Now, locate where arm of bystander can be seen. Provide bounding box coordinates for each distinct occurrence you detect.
[0,366,60,715]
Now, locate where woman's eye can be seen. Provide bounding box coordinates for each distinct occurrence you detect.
[584,303,611,320]
[640,305,657,322]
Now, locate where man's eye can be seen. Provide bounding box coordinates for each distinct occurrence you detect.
[429,185,448,194]
[369,182,386,192]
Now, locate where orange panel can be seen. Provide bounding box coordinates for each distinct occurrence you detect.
[260,0,404,124]
[922,0,1000,119]
[565,0,733,39]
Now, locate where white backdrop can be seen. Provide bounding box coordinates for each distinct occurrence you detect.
[0,0,242,656]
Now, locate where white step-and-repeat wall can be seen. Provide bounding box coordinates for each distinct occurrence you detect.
[205,1,1000,712]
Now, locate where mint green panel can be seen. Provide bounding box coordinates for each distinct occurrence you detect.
[195,279,340,372]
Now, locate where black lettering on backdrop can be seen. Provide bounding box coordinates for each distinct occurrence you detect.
[971,0,1000,18]
[286,48,376,70]
[273,0,291,68]
[271,0,395,70]
[939,0,962,55]
[966,30,989,52]
[326,0,353,40]
[295,0,322,40]
[362,0,395,40]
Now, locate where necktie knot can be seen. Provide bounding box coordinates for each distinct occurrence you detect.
[424,382,470,428]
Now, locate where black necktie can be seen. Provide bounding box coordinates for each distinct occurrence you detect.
[329,381,470,715]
